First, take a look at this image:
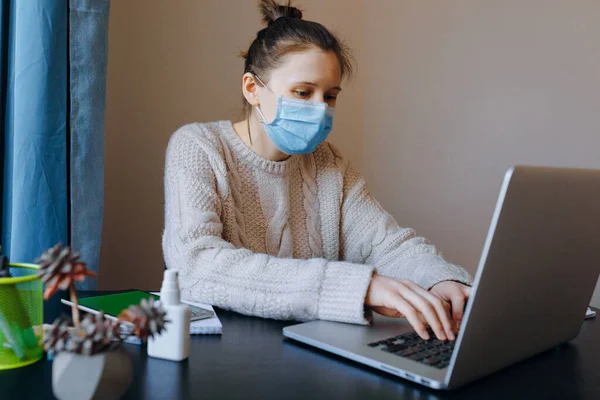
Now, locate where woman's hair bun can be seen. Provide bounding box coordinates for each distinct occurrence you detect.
[259,0,303,26]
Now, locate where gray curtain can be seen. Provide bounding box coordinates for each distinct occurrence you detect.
[69,0,111,289]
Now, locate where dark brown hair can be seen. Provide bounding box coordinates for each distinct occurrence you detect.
[241,0,355,110]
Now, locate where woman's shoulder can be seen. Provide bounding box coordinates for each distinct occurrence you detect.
[167,121,230,161]
[165,121,233,180]
[168,121,228,149]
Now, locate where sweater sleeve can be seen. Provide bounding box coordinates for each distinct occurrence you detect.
[338,158,473,290]
[162,129,374,324]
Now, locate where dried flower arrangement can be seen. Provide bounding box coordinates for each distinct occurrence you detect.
[43,299,168,356]
[37,244,96,328]
[37,244,168,356]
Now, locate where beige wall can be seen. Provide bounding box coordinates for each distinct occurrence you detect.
[101,1,600,308]
[100,0,366,290]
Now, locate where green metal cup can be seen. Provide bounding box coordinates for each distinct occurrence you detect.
[0,263,44,369]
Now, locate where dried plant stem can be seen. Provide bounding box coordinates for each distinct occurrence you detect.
[69,284,80,328]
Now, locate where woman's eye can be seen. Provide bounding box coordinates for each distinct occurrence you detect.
[326,95,338,101]
[295,91,310,97]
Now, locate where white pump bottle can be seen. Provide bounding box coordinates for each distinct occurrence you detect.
[148,270,190,361]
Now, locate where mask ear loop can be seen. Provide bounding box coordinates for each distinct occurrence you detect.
[254,105,268,123]
[253,74,271,124]
[254,74,268,88]
[246,116,253,147]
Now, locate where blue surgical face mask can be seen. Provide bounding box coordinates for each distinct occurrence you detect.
[254,75,335,155]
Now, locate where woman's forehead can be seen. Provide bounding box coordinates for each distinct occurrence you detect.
[269,49,342,86]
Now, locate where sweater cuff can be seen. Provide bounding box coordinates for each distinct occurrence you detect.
[417,262,474,291]
[317,262,374,325]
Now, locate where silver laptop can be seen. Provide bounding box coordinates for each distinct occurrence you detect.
[283,166,600,390]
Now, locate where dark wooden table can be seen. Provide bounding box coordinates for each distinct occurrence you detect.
[1,292,599,399]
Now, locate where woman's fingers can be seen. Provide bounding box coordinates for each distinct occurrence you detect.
[461,285,472,297]
[365,275,470,341]
[416,301,452,333]
[400,280,456,341]
[452,285,471,332]
[392,281,449,341]
[450,293,466,333]
[388,296,430,340]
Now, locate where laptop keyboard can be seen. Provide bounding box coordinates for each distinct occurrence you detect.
[367,330,455,369]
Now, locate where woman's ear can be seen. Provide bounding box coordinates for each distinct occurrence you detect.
[242,73,261,107]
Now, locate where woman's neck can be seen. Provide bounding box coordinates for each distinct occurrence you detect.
[232,113,290,162]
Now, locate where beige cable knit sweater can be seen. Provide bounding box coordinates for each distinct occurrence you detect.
[162,120,472,325]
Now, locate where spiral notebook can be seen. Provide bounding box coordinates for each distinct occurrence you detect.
[61,291,222,338]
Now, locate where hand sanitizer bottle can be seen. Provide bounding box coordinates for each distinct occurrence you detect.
[148,270,190,361]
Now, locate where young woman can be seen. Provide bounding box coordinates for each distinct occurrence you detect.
[163,0,472,341]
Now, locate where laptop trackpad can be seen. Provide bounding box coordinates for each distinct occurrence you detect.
[285,314,414,349]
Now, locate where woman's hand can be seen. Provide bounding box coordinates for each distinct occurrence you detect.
[429,281,472,334]
[365,274,456,341]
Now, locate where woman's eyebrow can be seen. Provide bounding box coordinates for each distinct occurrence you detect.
[291,81,342,91]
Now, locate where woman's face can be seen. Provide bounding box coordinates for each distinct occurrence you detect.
[255,47,342,123]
